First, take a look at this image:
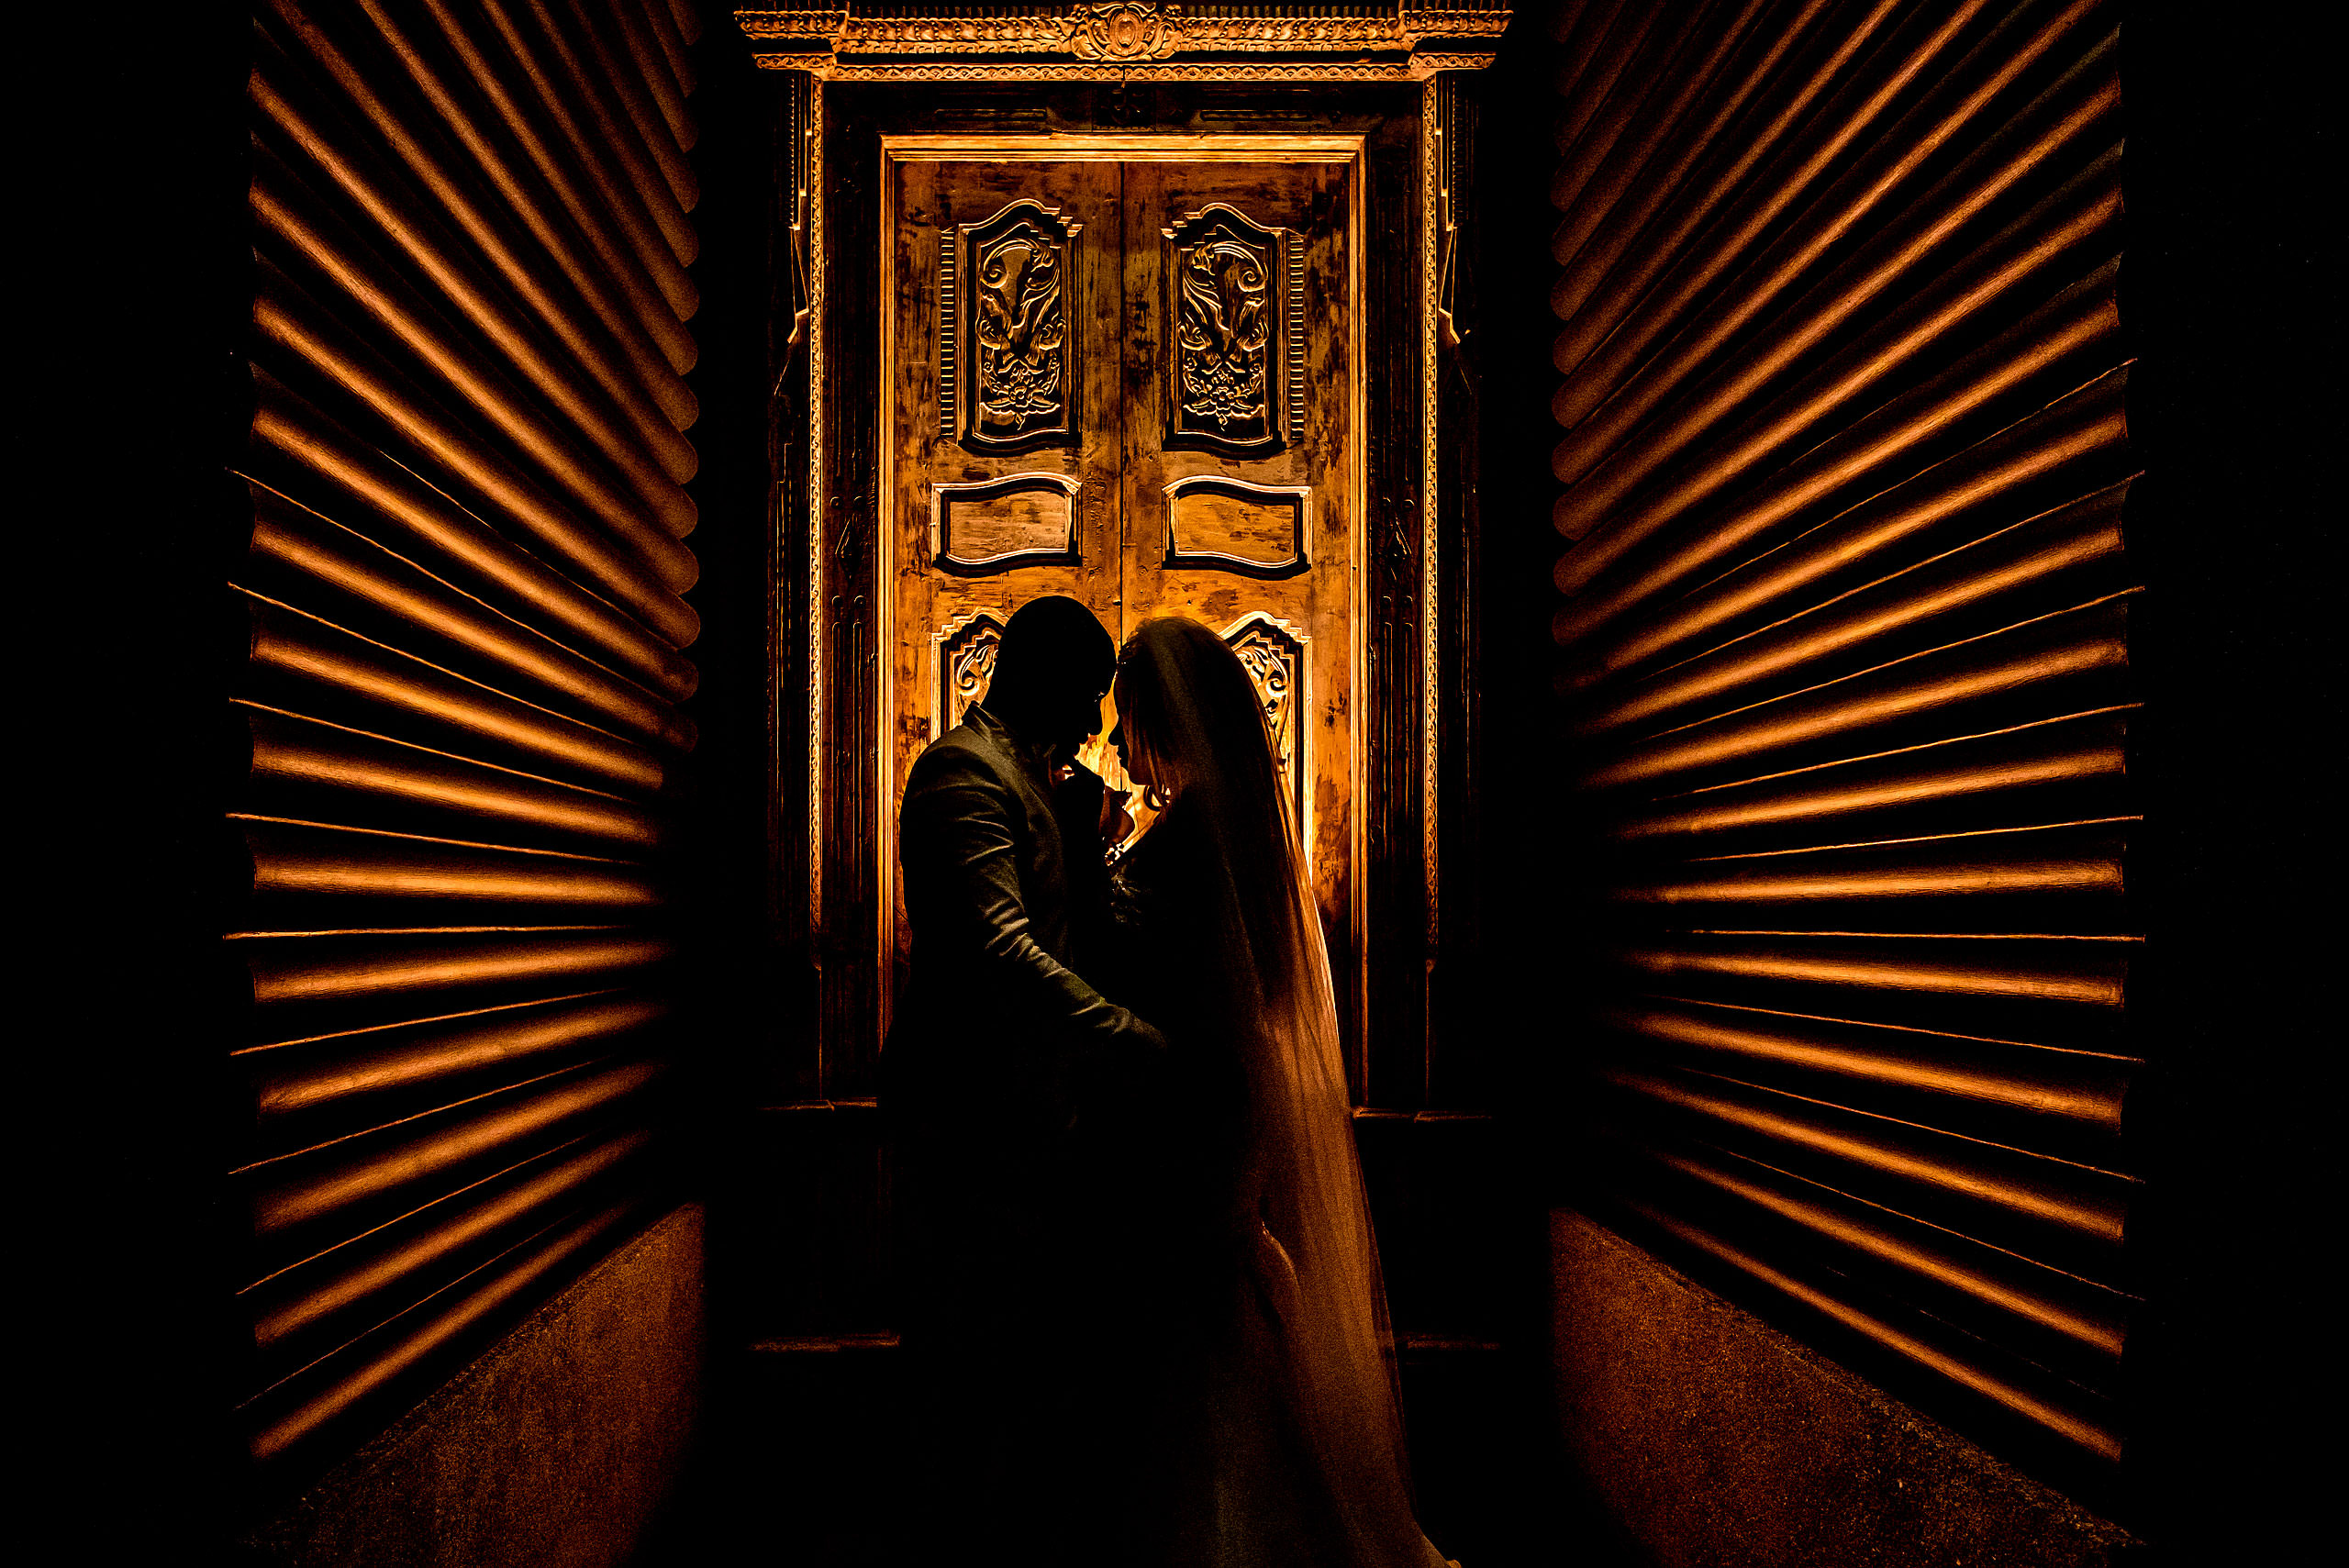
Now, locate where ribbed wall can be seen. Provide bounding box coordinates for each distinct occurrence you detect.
[231,0,707,1479]
[1541,0,2136,1482]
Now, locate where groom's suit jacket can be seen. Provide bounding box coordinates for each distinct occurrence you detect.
[885,703,1163,1251]
[884,706,1171,1568]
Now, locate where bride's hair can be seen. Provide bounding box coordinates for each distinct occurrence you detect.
[1114,617,1430,1556]
[1113,617,1308,1013]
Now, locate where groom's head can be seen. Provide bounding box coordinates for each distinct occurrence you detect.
[986,595,1115,758]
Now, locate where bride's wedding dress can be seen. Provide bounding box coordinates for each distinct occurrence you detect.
[1091,618,1453,1568]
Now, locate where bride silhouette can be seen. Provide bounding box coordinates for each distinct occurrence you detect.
[1097,615,1454,1568]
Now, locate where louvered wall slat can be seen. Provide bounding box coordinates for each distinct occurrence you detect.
[1542,0,2137,1483]
[231,0,701,1481]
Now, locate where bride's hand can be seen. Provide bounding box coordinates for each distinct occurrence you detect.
[1099,785,1134,848]
[1250,1218,1304,1329]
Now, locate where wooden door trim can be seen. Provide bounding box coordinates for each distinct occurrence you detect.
[880,133,1364,161]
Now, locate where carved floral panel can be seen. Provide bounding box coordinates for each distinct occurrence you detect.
[1163,204,1299,455]
[955,200,1079,450]
[934,609,1007,736]
[1224,612,1307,826]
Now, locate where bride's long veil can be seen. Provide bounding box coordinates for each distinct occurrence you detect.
[1119,619,1443,1568]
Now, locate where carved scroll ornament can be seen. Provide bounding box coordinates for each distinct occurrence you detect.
[1068,3,1177,60]
[933,609,1008,735]
[956,200,1080,450]
[1180,240,1270,432]
[1164,205,1297,454]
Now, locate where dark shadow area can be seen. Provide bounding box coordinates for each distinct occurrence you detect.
[1403,1351,1647,1568]
[627,1345,901,1567]
[2110,7,2332,1562]
[631,1342,1642,1567]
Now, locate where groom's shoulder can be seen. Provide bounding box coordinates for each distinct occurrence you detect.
[906,720,1015,795]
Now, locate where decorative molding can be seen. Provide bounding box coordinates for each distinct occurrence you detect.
[932,608,1009,738]
[740,2,1506,77]
[1397,50,1501,74]
[1286,228,1305,439]
[1068,2,1179,60]
[748,8,849,35]
[755,53,1496,81]
[954,200,1080,450]
[1399,6,1510,32]
[937,228,956,436]
[1419,76,1448,956]
[804,84,826,932]
[884,133,1364,160]
[1222,610,1308,831]
[1163,204,1292,455]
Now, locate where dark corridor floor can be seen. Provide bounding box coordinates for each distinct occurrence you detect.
[629,1345,1642,1566]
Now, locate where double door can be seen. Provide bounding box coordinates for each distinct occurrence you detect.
[881,144,1362,1025]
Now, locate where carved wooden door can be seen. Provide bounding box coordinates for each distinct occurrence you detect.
[884,145,1360,1037]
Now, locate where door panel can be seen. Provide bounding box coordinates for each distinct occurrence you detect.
[885,147,1360,1042]
[1119,158,1355,962]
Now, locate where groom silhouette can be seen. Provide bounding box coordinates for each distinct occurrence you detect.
[885,595,1165,1563]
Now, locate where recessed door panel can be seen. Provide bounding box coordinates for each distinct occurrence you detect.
[1164,475,1309,574]
[1162,201,1300,456]
[932,473,1083,573]
[954,197,1084,451]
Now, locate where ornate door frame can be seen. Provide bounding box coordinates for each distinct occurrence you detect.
[780,69,1481,1115]
[875,132,1366,1051]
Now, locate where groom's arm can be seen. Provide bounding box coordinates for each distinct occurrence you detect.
[901,750,1164,1059]
[1049,761,1113,972]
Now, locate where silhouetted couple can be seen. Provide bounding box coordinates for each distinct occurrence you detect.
[886,596,1453,1567]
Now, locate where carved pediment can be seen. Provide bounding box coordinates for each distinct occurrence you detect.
[737,3,1508,79]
